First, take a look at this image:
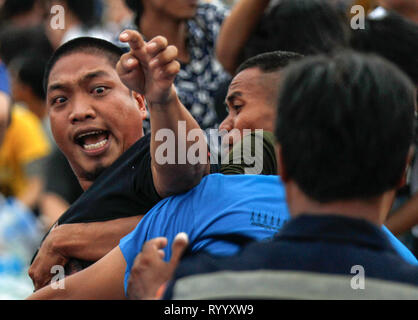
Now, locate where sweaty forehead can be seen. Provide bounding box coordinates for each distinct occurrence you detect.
[48,52,118,89]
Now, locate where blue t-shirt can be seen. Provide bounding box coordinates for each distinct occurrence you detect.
[119,174,418,294]
[0,62,10,95]
[119,174,290,294]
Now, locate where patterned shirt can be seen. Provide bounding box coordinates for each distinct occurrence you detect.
[117,3,231,131]
[176,3,231,129]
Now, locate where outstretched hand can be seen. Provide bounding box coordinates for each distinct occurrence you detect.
[116,30,180,107]
[127,232,189,300]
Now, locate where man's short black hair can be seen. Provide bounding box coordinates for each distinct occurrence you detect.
[236,51,304,75]
[241,0,349,61]
[275,51,416,203]
[351,10,418,85]
[43,37,124,93]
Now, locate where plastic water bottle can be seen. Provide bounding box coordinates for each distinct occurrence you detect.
[0,195,43,267]
[0,253,24,275]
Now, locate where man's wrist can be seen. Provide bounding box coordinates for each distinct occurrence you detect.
[146,86,179,111]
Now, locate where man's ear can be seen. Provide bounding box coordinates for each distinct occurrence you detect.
[276,143,289,182]
[132,91,148,120]
[397,146,415,188]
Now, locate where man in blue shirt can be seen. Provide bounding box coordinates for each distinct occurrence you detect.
[27,171,417,299]
[119,173,290,295]
[28,172,291,299]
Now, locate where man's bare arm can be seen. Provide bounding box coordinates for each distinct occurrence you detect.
[216,0,271,74]
[28,246,127,300]
[117,30,210,198]
[385,193,418,236]
[29,215,141,290]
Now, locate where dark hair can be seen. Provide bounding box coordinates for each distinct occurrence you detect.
[242,0,349,62]
[15,55,48,100]
[124,0,144,28]
[0,25,53,66]
[0,0,36,21]
[275,51,416,202]
[351,10,418,85]
[43,37,124,92]
[236,51,304,75]
[66,0,101,28]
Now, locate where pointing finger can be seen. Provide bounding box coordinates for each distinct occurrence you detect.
[119,30,145,51]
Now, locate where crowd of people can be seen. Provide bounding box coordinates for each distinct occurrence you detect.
[0,0,417,300]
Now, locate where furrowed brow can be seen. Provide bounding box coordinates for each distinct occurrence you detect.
[48,70,112,93]
[81,70,111,83]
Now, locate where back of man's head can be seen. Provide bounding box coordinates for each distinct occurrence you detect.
[275,51,416,203]
[236,51,304,76]
[43,37,124,93]
[259,0,350,56]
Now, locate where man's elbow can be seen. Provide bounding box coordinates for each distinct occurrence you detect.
[155,163,208,198]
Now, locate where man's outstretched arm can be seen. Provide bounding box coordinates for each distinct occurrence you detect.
[117,30,210,198]
[28,246,127,300]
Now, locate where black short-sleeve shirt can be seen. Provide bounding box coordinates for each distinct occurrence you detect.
[31,134,161,268]
[45,148,83,205]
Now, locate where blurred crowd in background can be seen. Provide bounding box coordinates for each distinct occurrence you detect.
[0,0,416,299]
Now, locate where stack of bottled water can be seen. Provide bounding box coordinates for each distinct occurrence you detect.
[0,195,44,299]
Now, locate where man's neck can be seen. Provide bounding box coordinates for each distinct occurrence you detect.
[285,182,396,225]
[79,180,92,191]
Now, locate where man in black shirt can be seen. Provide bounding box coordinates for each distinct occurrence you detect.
[29,31,209,290]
